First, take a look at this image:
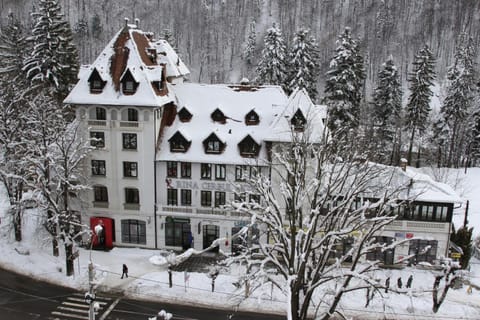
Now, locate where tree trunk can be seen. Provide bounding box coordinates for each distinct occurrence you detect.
[13,208,22,242]
[407,127,416,166]
[52,237,59,257]
[65,243,74,276]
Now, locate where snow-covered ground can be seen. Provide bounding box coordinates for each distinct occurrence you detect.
[0,169,479,320]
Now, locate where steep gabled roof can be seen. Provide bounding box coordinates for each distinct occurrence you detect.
[64,23,188,107]
[266,88,326,143]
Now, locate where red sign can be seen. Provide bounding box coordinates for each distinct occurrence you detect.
[406,233,414,239]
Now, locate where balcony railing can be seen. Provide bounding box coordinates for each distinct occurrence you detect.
[160,205,247,217]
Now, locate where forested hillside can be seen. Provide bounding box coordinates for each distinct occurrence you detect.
[1,0,478,97]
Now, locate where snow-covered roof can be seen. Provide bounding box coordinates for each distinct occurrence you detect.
[64,23,189,107]
[157,83,289,165]
[266,88,326,143]
[154,39,190,79]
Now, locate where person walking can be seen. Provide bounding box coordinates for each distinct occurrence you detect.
[406,275,413,288]
[397,277,403,289]
[385,277,390,293]
[121,263,128,279]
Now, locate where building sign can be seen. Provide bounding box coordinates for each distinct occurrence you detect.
[395,232,405,239]
[172,179,250,192]
[406,232,414,239]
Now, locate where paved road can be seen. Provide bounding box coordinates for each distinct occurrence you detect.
[0,267,284,320]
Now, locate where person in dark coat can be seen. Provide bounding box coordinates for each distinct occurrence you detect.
[121,263,128,279]
[406,275,413,288]
[385,277,390,293]
[397,277,403,289]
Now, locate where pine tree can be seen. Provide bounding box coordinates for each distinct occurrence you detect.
[162,28,177,52]
[256,24,287,87]
[243,20,256,65]
[286,28,320,100]
[439,33,477,168]
[405,45,436,166]
[23,0,79,100]
[0,12,30,241]
[324,27,365,140]
[371,56,402,164]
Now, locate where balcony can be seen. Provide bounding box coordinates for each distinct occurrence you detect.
[159,206,248,217]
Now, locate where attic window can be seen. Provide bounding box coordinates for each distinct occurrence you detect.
[238,135,261,158]
[291,109,306,132]
[211,108,226,123]
[168,131,191,153]
[245,110,259,125]
[121,69,139,95]
[203,133,225,154]
[146,48,157,63]
[178,107,192,122]
[88,68,106,93]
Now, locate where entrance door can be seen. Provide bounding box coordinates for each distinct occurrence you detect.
[203,225,219,252]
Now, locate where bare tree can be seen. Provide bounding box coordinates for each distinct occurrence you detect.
[229,122,412,320]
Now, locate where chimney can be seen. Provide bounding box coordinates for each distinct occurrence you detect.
[400,158,408,171]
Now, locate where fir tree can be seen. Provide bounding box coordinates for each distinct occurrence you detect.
[371,56,402,165]
[439,33,477,168]
[256,24,287,87]
[450,225,473,270]
[243,20,256,65]
[324,27,365,140]
[286,28,320,100]
[23,0,79,100]
[162,28,177,52]
[405,45,436,166]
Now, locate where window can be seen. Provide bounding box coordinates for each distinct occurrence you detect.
[201,163,211,179]
[167,161,177,178]
[250,166,261,178]
[94,186,108,202]
[203,133,225,154]
[201,191,212,207]
[249,194,260,204]
[96,107,106,120]
[291,109,306,131]
[366,236,395,265]
[121,219,146,244]
[215,191,226,207]
[235,165,247,181]
[91,160,106,176]
[125,81,134,92]
[181,189,192,206]
[211,108,226,123]
[125,188,139,204]
[122,69,138,94]
[181,162,191,178]
[169,131,191,152]
[90,131,105,148]
[178,107,193,122]
[122,133,137,150]
[123,162,138,177]
[88,69,106,93]
[215,164,226,180]
[409,239,438,264]
[165,219,191,247]
[127,108,138,121]
[234,192,246,203]
[238,135,261,157]
[245,109,259,125]
[167,188,178,206]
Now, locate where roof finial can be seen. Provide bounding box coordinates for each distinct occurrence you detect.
[135,18,140,28]
[124,17,129,27]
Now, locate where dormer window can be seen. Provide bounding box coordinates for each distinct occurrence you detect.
[121,69,139,95]
[291,109,306,132]
[178,107,192,122]
[238,135,261,158]
[168,131,191,153]
[88,68,106,94]
[203,133,225,154]
[211,108,226,124]
[146,48,157,63]
[245,109,259,125]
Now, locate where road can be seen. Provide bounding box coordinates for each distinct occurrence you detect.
[0,267,284,320]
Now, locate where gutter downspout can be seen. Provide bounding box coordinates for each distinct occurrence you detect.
[153,108,159,249]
